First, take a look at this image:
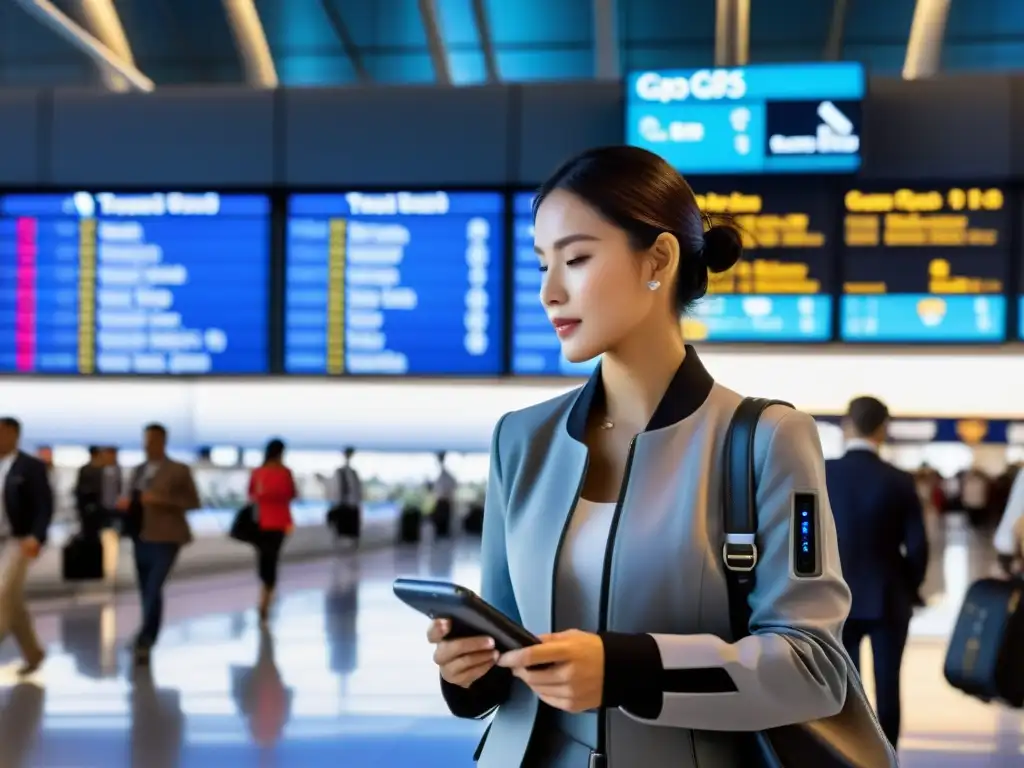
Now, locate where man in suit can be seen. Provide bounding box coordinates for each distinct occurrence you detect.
[117,423,200,665]
[0,417,53,675]
[826,396,928,749]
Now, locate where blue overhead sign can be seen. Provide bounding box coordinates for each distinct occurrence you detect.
[626,62,865,174]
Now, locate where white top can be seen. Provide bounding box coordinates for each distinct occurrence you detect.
[330,465,362,507]
[550,497,616,751]
[433,468,457,502]
[994,471,1024,556]
[0,452,15,537]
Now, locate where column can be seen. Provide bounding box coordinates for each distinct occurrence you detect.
[326,219,346,375]
[14,218,37,373]
[903,0,952,80]
[714,0,750,67]
[78,218,97,374]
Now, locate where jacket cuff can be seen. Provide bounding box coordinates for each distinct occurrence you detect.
[600,631,664,719]
[440,666,512,719]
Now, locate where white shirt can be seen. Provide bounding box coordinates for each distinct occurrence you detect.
[994,471,1024,556]
[433,468,457,502]
[0,452,15,537]
[332,465,362,507]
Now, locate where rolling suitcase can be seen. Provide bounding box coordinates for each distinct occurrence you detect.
[432,499,452,538]
[944,577,1024,708]
[62,532,105,581]
[327,504,361,539]
[399,505,421,544]
[462,503,484,535]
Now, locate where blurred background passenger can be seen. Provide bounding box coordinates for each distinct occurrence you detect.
[248,438,296,623]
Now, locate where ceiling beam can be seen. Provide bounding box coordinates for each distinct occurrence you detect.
[823,0,849,61]
[592,0,620,80]
[418,0,452,85]
[75,0,138,91]
[321,0,371,83]
[221,0,279,88]
[714,0,750,67]
[903,0,951,79]
[470,0,499,83]
[11,0,154,91]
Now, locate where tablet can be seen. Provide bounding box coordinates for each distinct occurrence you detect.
[393,577,540,652]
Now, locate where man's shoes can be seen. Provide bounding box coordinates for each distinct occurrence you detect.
[17,651,45,677]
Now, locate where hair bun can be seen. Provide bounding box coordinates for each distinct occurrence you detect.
[701,225,743,274]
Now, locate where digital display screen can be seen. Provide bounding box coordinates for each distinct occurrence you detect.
[285,192,505,376]
[0,192,270,374]
[792,492,820,578]
[839,185,1009,342]
[683,181,835,342]
[626,63,864,174]
[509,193,598,376]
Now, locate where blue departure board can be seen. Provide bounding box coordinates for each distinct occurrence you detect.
[510,192,598,376]
[684,180,834,342]
[0,192,269,374]
[839,185,1009,343]
[285,192,505,376]
[626,63,864,174]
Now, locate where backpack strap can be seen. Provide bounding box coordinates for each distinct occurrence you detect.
[722,397,793,641]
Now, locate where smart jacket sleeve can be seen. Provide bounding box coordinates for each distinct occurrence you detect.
[440,413,515,719]
[29,458,54,542]
[899,473,929,592]
[605,409,852,732]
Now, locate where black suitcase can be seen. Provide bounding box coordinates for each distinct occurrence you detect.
[432,499,452,538]
[62,532,105,581]
[327,504,361,539]
[944,577,1024,708]
[399,505,421,543]
[462,503,484,535]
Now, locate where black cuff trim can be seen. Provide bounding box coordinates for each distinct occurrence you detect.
[600,632,663,719]
[440,666,512,719]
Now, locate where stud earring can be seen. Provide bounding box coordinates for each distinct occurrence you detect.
[647,280,661,291]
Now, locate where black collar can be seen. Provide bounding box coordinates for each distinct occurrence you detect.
[566,345,715,441]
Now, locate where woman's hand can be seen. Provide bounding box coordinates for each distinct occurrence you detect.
[427,619,499,688]
[496,629,604,713]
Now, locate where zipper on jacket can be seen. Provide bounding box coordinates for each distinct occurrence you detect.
[593,436,638,764]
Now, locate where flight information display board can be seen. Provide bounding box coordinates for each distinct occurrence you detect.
[840,185,1009,342]
[285,192,505,376]
[626,62,864,174]
[510,192,598,376]
[0,192,270,374]
[684,181,835,342]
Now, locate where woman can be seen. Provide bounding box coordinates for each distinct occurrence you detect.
[248,438,296,623]
[427,146,854,767]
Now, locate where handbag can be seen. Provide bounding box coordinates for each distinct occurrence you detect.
[723,397,898,768]
[230,504,260,545]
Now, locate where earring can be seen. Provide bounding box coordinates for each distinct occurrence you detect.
[647,280,661,291]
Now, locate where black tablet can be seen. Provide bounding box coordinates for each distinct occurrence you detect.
[393,577,540,652]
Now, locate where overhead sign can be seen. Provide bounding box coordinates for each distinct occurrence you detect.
[626,62,864,174]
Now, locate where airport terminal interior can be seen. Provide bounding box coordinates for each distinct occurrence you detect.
[3,0,1024,766]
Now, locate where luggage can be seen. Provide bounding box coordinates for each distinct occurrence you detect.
[462,503,484,535]
[327,504,361,539]
[432,499,452,538]
[399,505,421,544]
[944,577,1024,708]
[62,532,105,581]
[229,504,260,545]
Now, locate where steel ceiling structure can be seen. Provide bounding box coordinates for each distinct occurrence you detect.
[0,0,1022,88]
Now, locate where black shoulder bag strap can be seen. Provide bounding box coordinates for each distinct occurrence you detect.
[722,397,793,640]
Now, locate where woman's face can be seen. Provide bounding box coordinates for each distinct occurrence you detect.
[533,189,659,363]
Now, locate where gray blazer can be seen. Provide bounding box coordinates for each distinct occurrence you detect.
[442,348,852,767]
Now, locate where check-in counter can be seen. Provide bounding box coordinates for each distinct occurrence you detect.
[25,501,402,599]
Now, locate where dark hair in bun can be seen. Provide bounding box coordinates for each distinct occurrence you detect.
[534,145,743,313]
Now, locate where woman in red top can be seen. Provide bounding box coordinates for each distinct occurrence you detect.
[248,438,296,623]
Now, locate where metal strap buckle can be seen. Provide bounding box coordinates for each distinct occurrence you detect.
[588,753,606,768]
[723,542,758,572]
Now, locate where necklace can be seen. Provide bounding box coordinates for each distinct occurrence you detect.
[599,418,614,430]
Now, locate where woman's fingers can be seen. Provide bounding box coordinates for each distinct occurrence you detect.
[426,619,450,644]
[444,656,499,687]
[433,636,496,665]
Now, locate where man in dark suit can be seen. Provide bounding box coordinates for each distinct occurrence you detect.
[0,417,53,675]
[826,396,928,749]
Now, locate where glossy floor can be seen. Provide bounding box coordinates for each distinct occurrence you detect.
[0,525,1019,767]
